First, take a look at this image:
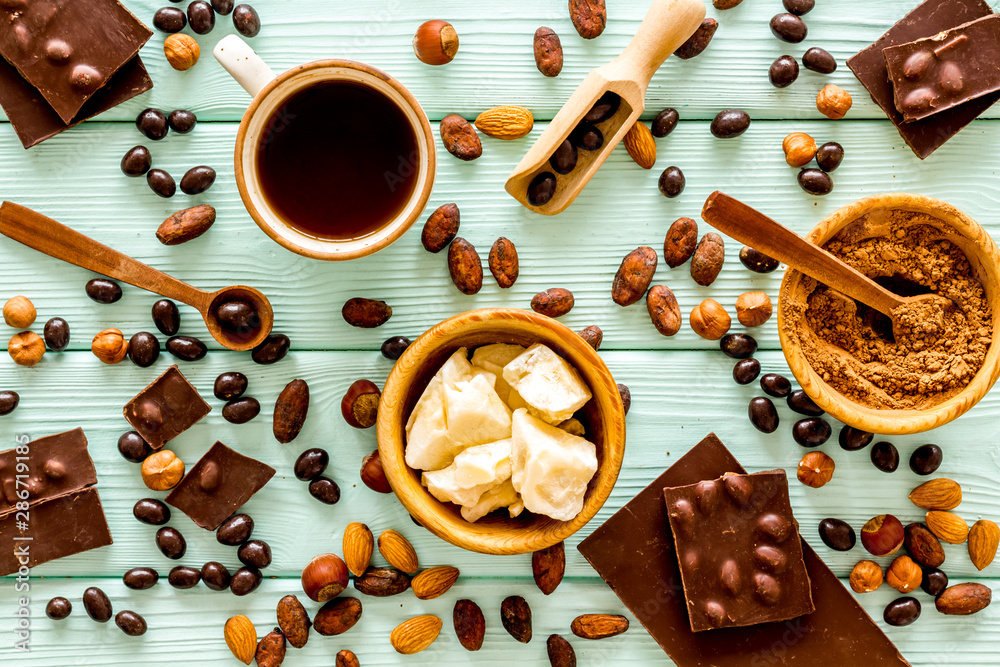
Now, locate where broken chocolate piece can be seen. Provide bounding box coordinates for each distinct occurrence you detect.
[123,365,211,450]
[0,428,96,517]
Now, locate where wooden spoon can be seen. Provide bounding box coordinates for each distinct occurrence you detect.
[701,192,953,325]
[504,0,706,215]
[0,201,273,352]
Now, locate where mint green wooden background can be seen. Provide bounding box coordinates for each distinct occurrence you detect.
[1,0,999,664]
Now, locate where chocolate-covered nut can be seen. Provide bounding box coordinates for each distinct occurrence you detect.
[652,108,679,137]
[527,172,557,207]
[0,390,19,416]
[168,109,197,134]
[733,358,761,385]
[380,336,411,360]
[883,597,921,627]
[618,383,631,417]
[818,518,856,551]
[770,13,807,43]
[123,567,159,590]
[136,108,168,140]
[739,246,779,273]
[83,587,112,622]
[86,278,122,304]
[760,373,791,398]
[294,448,330,481]
[782,0,814,15]
[839,426,873,451]
[153,6,187,32]
[217,513,253,545]
[187,0,215,34]
[871,441,900,473]
[214,372,248,400]
[223,397,260,424]
[802,47,837,74]
[233,4,261,37]
[128,332,160,368]
[571,123,604,150]
[748,397,779,433]
[121,146,152,176]
[230,566,263,596]
[584,91,620,123]
[792,418,832,447]
[658,166,685,198]
[152,299,180,336]
[710,109,751,138]
[156,526,187,559]
[797,168,833,196]
[211,0,234,14]
[119,431,153,463]
[721,333,758,359]
[133,498,171,525]
[769,55,800,88]
[909,444,942,475]
[787,389,824,416]
[921,568,948,597]
[115,610,148,636]
[147,169,177,198]
[201,562,232,591]
[216,301,260,336]
[816,142,844,172]
[549,139,578,175]
[180,166,217,195]
[309,477,341,505]
[167,335,207,361]
[46,597,72,620]
[251,333,290,365]
[168,565,201,589]
[43,317,70,351]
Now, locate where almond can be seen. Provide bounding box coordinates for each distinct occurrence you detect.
[276,595,311,649]
[313,597,363,636]
[570,613,629,640]
[968,519,999,570]
[500,595,532,643]
[935,583,992,615]
[390,615,442,654]
[475,106,534,140]
[453,599,486,651]
[156,205,216,245]
[412,565,460,600]
[532,541,566,595]
[909,478,962,510]
[623,121,656,169]
[343,522,374,577]
[378,529,419,573]
[926,511,969,544]
[224,615,256,665]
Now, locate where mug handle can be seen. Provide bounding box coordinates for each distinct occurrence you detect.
[213,35,277,97]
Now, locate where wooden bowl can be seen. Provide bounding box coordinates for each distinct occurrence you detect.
[778,193,1000,435]
[376,308,627,555]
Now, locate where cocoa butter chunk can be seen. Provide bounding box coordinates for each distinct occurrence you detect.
[421,203,460,253]
[448,237,483,295]
[440,115,482,161]
[156,205,216,245]
[612,246,658,306]
[342,298,392,328]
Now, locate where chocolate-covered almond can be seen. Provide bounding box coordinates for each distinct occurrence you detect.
[251,334,290,364]
[83,587,112,622]
[214,372,248,400]
[167,335,207,361]
[133,498,171,525]
[216,513,254,545]
[223,397,260,424]
[152,299,180,336]
[123,567,159,590]
[201,561,232,590]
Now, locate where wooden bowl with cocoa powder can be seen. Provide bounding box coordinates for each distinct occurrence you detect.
[779,193,1000,435]
[376,308,627,555]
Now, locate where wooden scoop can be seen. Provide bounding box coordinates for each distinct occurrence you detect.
[0,202,273,351]
[701,192,953,326]
[505,0,706,215]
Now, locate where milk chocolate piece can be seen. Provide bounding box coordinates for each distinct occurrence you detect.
[0,0,152,123]
[0,488,112,576]
[0,428,96,518]
[578,433,911,667]
[123,365,211,450]
[663,470,814,632]
[884,15,1000,122]
[165,442,275,530]
[847,0,998,159]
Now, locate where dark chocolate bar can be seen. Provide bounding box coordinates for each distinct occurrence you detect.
[123,365,212,450]
[0,428,96,518]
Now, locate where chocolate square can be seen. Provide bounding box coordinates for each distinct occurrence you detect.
[123,365,212,450]
[663,471,814,632]
[578,434,911,667]
[0,0,152,123]
[0,428,97,518]
[846,0,998,159]
[166,442,275,530]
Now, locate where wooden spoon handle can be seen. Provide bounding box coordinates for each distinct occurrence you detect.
[0,202,212,311]
[607,0,706,87]
[701,192,904,317]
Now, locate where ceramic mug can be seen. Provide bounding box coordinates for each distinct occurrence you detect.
[214,35,436,261]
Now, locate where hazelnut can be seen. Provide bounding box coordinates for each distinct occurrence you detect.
[342,379,381,429]
[300,553,349,602]
[92,328,129,364]
[141,450,185,491]
[735,291,773,327]
[3,296,36,329]
[849,560,884,594]
[413,20,459,66]
[861,513,905,557]
[816,84,852,120]
[781,132,817,168]
[796,451,835,488]
[8,332,45,366]
[689,299,731,340]
[164,33,200,71]
[886,555,923,593]
[360,449,392,494]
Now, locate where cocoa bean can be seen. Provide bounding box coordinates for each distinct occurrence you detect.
[570,613,629,639]
[336,650,360,667]
[255,628,286,667]
[935,583,992,615]
[353,567,411,597]
[646,285,681,336]
[534,27,563,77]
[155,205,216,245]
[276,595,311,649]
[440,115,482,161]
[342,298,392,328]
[531,288,574,318]
[674,19,718,60]
[904,523,946,569]
[663,217,698,268]
[577,325,603,350]
[448,237,483,295]
[690,233,725,286]
[547,634,577,667]
[612,246,658,306]
[618,383,631,416]
[314,597,363,636]
[273,379,309,444]
[714,0,744,8]
[500,595,532,644]
[569,0,606,39]
[453,599,486,651]
[421,203,460,253]
[489,237,519,288]
[532,541,566,595]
